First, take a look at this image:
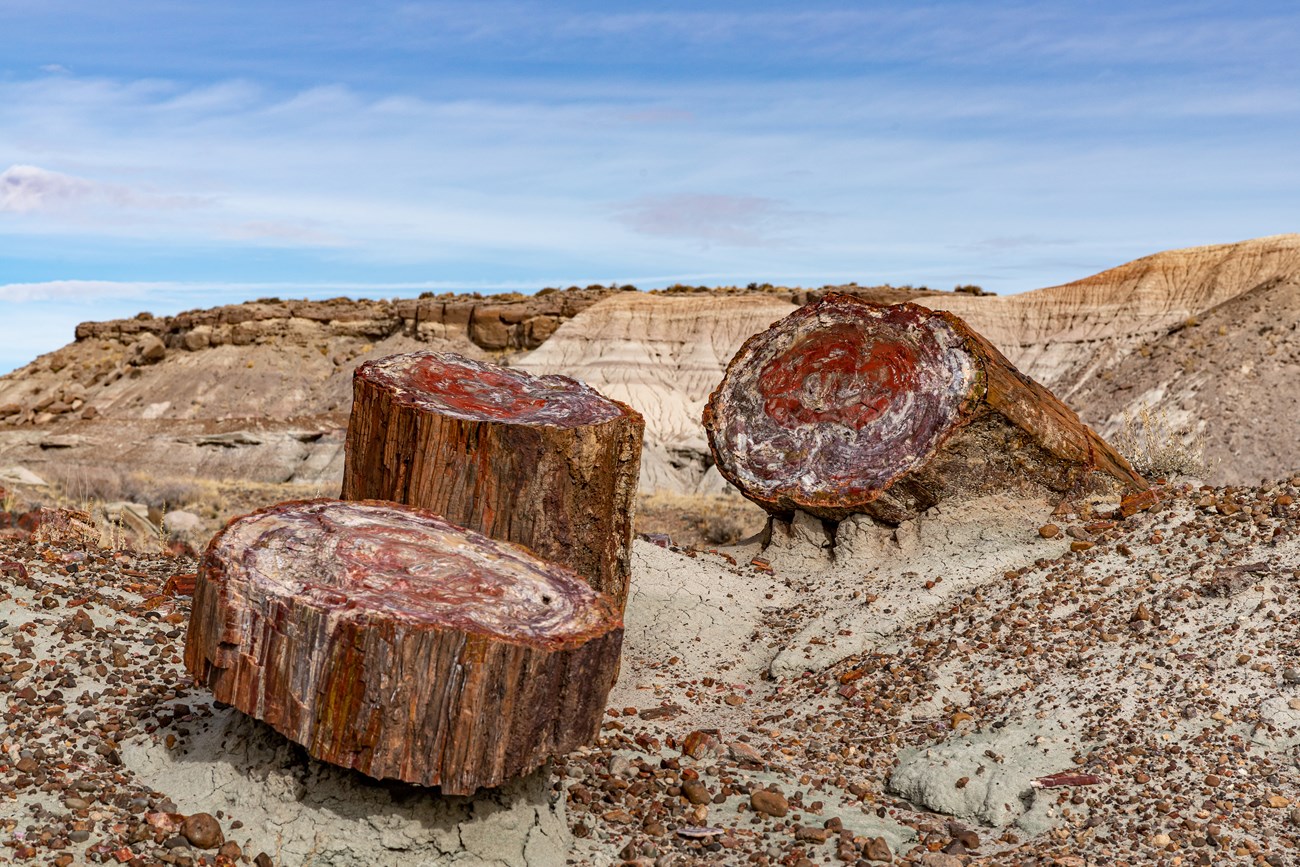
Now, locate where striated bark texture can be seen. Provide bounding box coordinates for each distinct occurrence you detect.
[183,498,623,795]
[341,351,643,612]
[703,294,1147,524]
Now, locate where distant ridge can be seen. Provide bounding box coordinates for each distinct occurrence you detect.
[0,234,1296,492]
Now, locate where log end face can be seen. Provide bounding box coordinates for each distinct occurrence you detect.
[356,350,628,428]
[705,296,980,518]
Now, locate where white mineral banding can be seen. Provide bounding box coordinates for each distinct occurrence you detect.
[704,294,1146,522]
[183,498,624,795]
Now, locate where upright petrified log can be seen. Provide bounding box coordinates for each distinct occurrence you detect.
[183,498,623,795]
[703,295,1147,524]
[341,351,643,612]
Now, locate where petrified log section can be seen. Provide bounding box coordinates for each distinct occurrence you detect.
[183,498,623,795]
[341,351,643,612]
[703,295,1147,524]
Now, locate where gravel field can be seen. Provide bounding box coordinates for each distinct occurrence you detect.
[4,479,1300,866]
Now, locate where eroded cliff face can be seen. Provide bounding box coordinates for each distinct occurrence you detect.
[0,289,612,488]
[922,234,1300,399]
[0,289,613,426]
[515,293,799,493]
[2,234,1298,498]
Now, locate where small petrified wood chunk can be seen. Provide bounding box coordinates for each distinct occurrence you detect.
[341,351,643,612]
[703,295,1147,523]
[183,498,623,795]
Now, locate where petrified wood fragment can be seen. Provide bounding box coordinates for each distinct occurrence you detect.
[703,295,1146,523]
[341,351,643,612]
[183,498,623,795]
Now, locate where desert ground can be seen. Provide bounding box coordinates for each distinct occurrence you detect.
[7,478,1300,866]
[3,236,1300,866]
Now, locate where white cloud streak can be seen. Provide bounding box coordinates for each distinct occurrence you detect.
[0,164,200,214]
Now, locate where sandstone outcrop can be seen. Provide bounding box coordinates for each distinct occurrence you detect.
[73,288,614,354]
[0,288,614,490]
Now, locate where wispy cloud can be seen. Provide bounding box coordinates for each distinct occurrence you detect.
[0,164,202,215]
[0,279,160,303]
[959,235,1078,251]
[615,194,807,247]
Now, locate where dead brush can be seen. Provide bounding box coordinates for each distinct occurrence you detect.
[1112,404,1212,480]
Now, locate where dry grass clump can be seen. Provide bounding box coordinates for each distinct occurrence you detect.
[1112,404,1212,480]
[23,468,335,554]
[636,491,768,549]
[42,465,201,511]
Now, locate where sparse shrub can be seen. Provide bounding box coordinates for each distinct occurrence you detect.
[1112,404,1211,480]
[636,491,767,549]
[954,284,994,296]
[703,511,750,545]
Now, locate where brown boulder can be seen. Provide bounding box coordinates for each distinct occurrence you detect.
[132,333,167,365]
[181,813,223,850]
[469,311,512,349]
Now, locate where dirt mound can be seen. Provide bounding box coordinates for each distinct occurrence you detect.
[1076,275,1300,483]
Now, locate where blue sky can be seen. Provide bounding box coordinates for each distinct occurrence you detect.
[1,1,1297,371]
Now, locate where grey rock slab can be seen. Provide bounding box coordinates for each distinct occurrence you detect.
[888,718,1091,831]
[123,707,570,866]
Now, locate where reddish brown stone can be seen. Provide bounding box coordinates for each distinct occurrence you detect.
[184,498,623,795]
[1120,488,1162,517]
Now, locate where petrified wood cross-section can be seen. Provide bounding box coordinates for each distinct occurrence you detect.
[183,498,623,795]
[703,295,1147,524]
[341,351,642,612]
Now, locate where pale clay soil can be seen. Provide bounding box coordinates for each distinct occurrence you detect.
[3,479,1300,866]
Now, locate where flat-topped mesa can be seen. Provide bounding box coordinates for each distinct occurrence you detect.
[703,295,1147,525]
[183,498,623,795]
[342,351,643,612]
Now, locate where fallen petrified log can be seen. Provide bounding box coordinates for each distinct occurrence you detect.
[341,351,642,612]
[183,498,623,795]
[703,295,1147,523]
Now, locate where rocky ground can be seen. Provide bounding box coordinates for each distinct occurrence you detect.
[3,479,1300,865]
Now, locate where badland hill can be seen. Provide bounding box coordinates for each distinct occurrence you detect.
[0,234,1296,513]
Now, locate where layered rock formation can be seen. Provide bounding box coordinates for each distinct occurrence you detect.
[521,235,1300,490]
[1,234,1297,499]
[515,293,799,493]
[923,234,1300,399]
[0,289,612,489]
